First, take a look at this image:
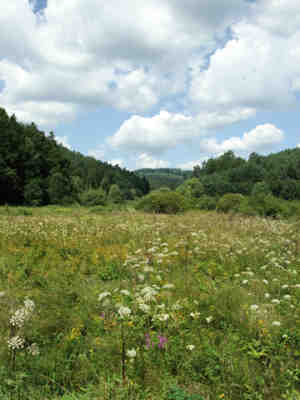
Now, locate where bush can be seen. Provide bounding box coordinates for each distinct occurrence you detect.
[79,188,106,206]
[195,195,217,210]
[217,193,244,213]
[135,191,188,214]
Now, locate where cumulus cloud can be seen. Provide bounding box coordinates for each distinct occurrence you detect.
[0,0,299,166]
[177,159,208,170]
[199,124,284,155]
[135,153,170,169]
[55,135,72,150]
[188,0,300,111]
[0,0,253,126]
[108,108,255,155]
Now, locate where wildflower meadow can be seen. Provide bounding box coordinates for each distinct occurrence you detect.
[0,206,300,400]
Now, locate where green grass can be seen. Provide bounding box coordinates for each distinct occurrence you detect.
[0,206,300,399]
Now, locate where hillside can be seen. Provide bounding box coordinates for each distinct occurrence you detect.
[0,107,149,205]
[135,168,193,190]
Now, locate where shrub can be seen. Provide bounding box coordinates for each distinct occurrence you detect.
[195,195,217,211]
[135,191,188,214]
[79,187,106,206]
[217,193,244,213]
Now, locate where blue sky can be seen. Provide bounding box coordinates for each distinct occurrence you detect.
[0,0,299,170]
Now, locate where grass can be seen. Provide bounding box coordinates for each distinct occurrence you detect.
[0,206,300,399]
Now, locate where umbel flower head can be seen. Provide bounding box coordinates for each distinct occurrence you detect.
[9,298,35,328]
[118,306,131,319]
[7,336,25,350]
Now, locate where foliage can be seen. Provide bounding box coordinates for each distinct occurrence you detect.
[176,178,204,199]
[194,195,217,211]
[108,184,124,204]
[217,193,244,213]
[135,190,188,214]
[79,187,107,206]
[193,148,300,200]
[0,107,149,206]
[135,169,193,191]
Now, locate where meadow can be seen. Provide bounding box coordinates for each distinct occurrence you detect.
[0,206,300,400]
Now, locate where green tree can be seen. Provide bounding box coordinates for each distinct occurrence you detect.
[107,184,124,204]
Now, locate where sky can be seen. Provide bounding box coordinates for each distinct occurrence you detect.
[0,0,300,170]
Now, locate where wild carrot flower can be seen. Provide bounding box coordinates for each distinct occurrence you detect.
[206,316,213,323]
[126,348,137,358]
[118,306,131,319]
[186,344,195,351]
[157,313,169,322]
[272,321,281,326]
[7,336,25,350]
[98,292,111,302]
[120,290,130,296]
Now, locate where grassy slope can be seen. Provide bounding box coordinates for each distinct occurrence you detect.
[0,206,300,399]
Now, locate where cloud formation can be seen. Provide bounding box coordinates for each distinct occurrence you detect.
[0,0,299,166]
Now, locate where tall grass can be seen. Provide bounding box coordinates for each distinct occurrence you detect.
[0,206,299,399]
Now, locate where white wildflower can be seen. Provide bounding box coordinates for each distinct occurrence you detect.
[206,316,213,324]
[24,298,35,312]
[294,284,300,288]
[157,313,169,322]
[98,292,111,302]
[138,274,145,281]
[7,336,25,350]
[120,290,130,296]
[0,291,5,297]
[265,293,270,299]
[126,348,137,358]
[262,280,268,285]
[271,299,280,304]
[186,344,195,351]
[242,280,248,285]
[190,312,200,319]
[250,304,259,312]
[141,286,158,302]
[281,285,289,289]
[272,321,281,327]
[139,303,150,313]
[283,294,291,300]
[118,306,131,319]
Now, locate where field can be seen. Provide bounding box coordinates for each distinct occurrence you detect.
[0,206,300,400]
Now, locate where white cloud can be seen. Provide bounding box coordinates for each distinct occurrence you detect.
[108,108,255,155]
[177,159,207,170]
[199,124,284,155]
[108,159,124,167]
[189,0,300,112]
[136,153,170,169]
[0,0,253,126]
[55,135,72,150]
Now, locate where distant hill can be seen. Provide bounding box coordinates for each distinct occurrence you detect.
[0,107,149,205]
[135,168,193,190]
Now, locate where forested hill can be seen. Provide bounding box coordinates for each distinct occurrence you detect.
[0,107,149,205]
[193,149,300,200]
[135,168,193,190]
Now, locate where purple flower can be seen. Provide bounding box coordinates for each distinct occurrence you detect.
[157,335,167,349]
[145,333,152,348]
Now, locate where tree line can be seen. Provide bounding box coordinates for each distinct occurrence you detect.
[0,107,149,206]
[192,149,300,200]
